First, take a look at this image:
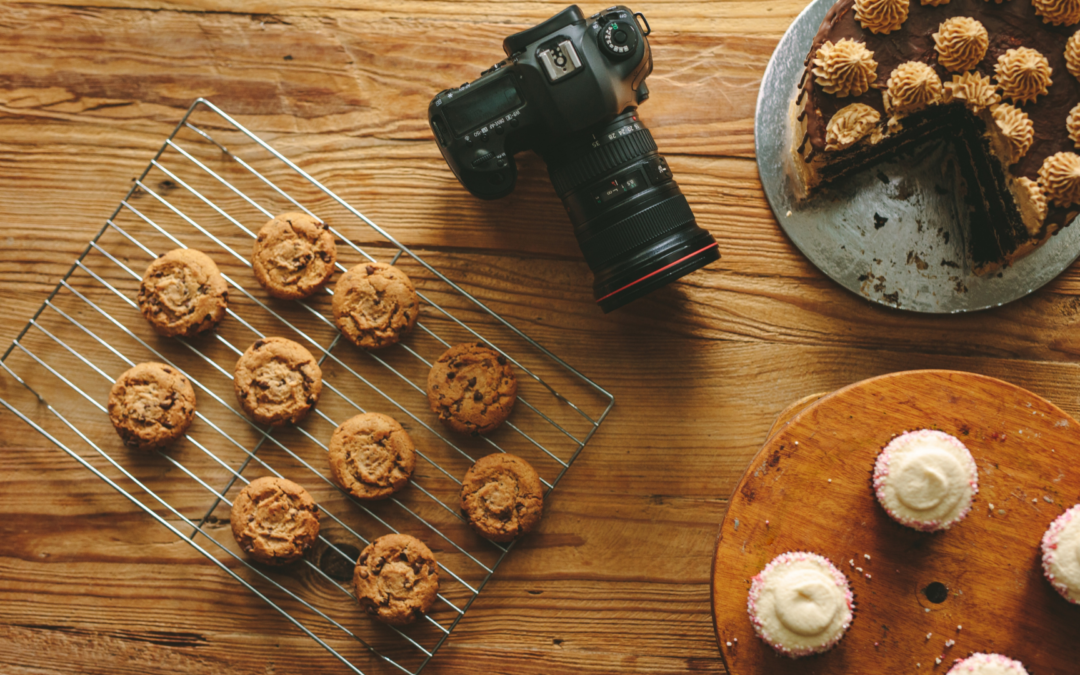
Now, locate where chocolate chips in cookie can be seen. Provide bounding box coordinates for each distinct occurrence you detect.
[230,476,321,566]
[461,453,543,542]
[427,342,517,435]
[137,248,228,337]
[332,262,419,350]
[108,362,196,450]
[353,533,439,626]
[328,412,416,501]
[233,337,322,426]
[252,212,337,300]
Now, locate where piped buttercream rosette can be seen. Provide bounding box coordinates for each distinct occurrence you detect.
[995,47,1053,105]
[1039,151,1080,206]
[933,17,989,72]
[1033,0,1080,26]
[825,103,882,151]
[854,0,909,34]
[992,103,1035,164]
[812,39,878,98]
[943,71,1000,111]
[884,61,943,115]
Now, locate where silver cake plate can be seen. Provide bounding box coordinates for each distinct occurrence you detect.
[756,0,1080,312]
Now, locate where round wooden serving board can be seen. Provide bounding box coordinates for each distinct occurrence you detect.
[712,370,1080,674]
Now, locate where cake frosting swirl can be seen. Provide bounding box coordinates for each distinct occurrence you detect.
[933,17,989,72]
[995,47,1053,104]
[943,71,1001,111]
[1017,176,1049,228]
[825,103,882,150]
[1039,151,1080,205]
[854,0,910,33]
[884,61,944,114]
[992,103,1035,163]
[1067,31,1080,79]
[1032,0,1080,25]
[813,39,879,97]
[1068,102,1080,147]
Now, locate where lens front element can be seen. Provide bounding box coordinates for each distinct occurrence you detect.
[545,112,720,313]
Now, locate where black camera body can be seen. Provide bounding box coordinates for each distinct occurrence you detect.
[429,5,651,199]
[428,5,719,312]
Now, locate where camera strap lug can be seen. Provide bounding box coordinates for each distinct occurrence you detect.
[634,12,651,36]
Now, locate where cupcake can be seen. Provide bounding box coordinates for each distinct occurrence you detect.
[1041,503,1080,604]
[946,653,1029,674]
[873,429,978,532]
[746,551,854,657]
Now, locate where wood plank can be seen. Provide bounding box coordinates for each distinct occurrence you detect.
[6,0,1080,673]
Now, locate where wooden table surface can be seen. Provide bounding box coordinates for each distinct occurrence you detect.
[4,1,1080,674]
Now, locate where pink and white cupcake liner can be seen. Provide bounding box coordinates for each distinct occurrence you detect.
[872,429,978,532]
[1041,503,1080,604]
[746,551,855,658]
[947,652,1029,674]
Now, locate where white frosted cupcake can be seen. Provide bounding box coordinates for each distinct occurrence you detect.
[947,653,1029,674]
[746,551,854,657]
[873,429,978,532]
[1041,503,1080,604]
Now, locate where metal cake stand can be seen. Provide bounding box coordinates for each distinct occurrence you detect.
[755,0,1080,313]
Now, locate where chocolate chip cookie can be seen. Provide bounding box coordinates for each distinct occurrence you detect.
[107,362,196,450]
[233,337,322,426]
[460,453,543,542]
[252,212,337,300]
[427,343,517,435]
[331,262,419,350]
[230,476,321,566]
[353,533,439,626]
[328,413,416,501]
[137,248,228,337]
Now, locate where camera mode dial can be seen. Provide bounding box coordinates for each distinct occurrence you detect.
[598,18,638,60]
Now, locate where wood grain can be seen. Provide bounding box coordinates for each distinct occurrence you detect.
[5,0,1080,674]
[713,371,1080,674]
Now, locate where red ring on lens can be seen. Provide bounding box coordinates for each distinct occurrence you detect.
[594,242,719,304]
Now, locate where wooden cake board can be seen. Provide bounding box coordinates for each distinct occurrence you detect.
[711,370,1080,674]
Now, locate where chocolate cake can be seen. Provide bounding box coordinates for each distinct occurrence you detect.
[793,0,1080,273]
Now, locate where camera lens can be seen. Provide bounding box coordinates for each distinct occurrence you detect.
[544,111,719,313]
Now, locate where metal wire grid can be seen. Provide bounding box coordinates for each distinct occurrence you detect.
[0,98,614,674]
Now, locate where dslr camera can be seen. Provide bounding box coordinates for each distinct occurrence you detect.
[428,5,719,313]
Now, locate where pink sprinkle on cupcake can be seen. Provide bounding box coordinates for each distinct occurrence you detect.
[873,429,978,532]
[746,551,854,658]
[1041,503,1080,604]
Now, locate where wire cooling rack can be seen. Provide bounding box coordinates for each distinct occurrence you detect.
[0,98,614,674]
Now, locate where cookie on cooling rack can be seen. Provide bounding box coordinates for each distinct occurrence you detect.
[107,362,196,450]
[331,262,419,350]
[461,453,543,542]
[137,248,228,337]
[252,212,337,300]
[354,533,439,626]
[427,342,517,435]
[233,337,322,426]
[230,476,321,566]
[328,412,416,501]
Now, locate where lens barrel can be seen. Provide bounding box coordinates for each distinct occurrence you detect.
[544,111,719,313]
